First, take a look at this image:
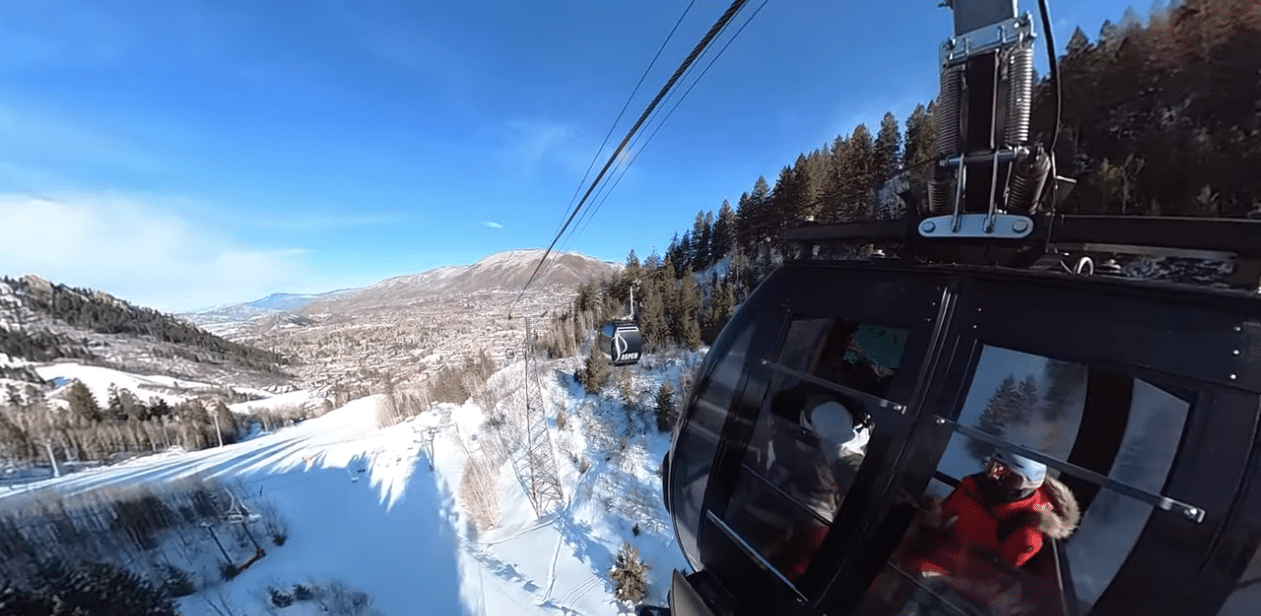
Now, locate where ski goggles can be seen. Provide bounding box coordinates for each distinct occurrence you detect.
[984,459,1037,493]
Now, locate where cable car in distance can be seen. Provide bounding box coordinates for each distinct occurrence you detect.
[647,0,1261,615]
[601,279,644,366]
[600,319,644,366]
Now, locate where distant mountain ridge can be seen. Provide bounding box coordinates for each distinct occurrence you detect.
[193,290,355,314]
[304,249,621,313]
[183,289,353,336]
[183,249,621,331]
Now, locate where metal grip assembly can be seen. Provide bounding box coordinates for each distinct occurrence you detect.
[920,0,1059,241]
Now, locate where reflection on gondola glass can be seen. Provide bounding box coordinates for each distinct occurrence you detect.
[671,326,756,568]
[932,346,1087,491]
[725,319,903,581]
[859,347,1194,616]
[1064,378,1188,606]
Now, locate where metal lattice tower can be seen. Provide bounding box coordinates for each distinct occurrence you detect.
[520,318,565,517]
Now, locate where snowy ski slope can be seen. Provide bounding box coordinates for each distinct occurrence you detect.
[2,352,700,616]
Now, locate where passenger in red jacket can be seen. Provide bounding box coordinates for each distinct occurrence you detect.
[888,451,1080,616]
[909,450,1081,579]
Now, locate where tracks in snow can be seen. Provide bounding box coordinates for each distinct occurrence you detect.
[542,533,563,602]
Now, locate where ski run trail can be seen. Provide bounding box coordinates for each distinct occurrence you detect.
[1,351,701,616]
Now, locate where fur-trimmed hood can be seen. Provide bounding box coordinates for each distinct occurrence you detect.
[1028,476,1081,540]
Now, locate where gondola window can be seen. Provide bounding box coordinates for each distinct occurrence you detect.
[1062,377,1189,607]
[671,326,757,568]
[857,346,1193,616]
[724,318,907,583]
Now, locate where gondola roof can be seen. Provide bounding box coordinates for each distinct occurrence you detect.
[778,258,1261,311]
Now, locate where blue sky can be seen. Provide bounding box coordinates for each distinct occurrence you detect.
[0,0,1152,312]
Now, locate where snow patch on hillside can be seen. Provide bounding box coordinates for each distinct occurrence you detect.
[34,362,218,406]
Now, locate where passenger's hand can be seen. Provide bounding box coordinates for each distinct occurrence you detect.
[917,495,944,527]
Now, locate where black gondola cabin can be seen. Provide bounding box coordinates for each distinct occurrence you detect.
[659,248,1261,616]
[645,0,1261,614]
[600,320,643,366]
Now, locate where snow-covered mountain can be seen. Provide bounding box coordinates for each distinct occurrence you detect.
[180,250,620,334]
[303,249,621,314]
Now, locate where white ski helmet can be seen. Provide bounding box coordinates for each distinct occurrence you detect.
[802,399,868,463]
[988,449,1047,493]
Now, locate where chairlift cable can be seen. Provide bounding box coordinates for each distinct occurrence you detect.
[566,0,771,247]
[1037,0,1062,159]
[1037,0,1063,208]
[559,7,730,247]
[548,0,699,241]
[575,0,930,256]
[509,0,751,319]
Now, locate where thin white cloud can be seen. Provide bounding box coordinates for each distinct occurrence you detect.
[0,193,316,313]
[499,119,594,177]
[481,220,504,230]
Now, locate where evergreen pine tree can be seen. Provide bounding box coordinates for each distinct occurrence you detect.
[701,211,714,267]
[660,253,680,344]
[968,374,1020,460]
[117,388,144,421]
[735,191,755,256]
[678,231,695,271]
[1014,374,1039,425]
[0,410,31,461]
[666,232,682,272]
[712,199,738,261]
[692,211,711,271]
[655,382,677,433]
[583,343,609,395]
[4,384,21,408]
[643,248,661,270]
[638,275,667,353]
[149,398,171,419]
[213,400,239,445]
[771,157,811,229]
[106,384,126,421]
[1039,359,1086,422]
[65,380,101,424]
[702,276,735,345]
[610,540,651,603]
[803,147,835,221]
[674,266,703,351]
[837,124,877,221]
[903,103,937,212]
[873,111,903,184]
[742,176,773,257]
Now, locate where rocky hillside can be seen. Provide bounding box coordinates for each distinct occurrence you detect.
[0,274,294,387]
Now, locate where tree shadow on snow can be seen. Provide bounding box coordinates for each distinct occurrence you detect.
[255,451,468,616]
